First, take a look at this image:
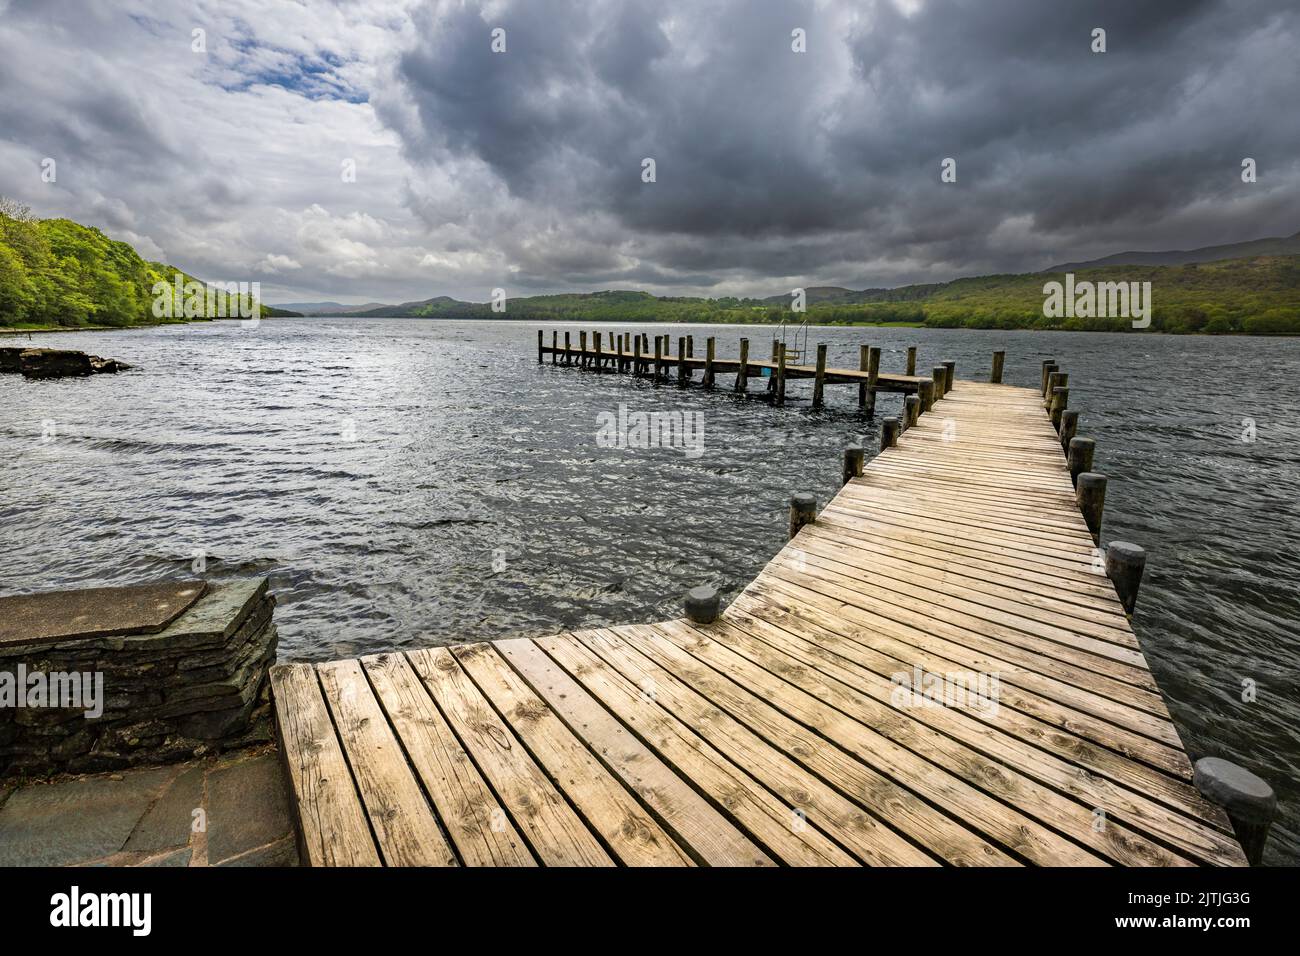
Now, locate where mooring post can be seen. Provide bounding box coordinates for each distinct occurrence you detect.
[677,335,688,385]
[857,345,869,408]
[881,417,901,451]
[991,350,1005,384]
[563,331,572,364]
[775,343,787,406]
[788,493,816,539]
[594,331,603,371]
[906,346,917,376]
[550,330,558,365]
[1058,409,1079,453]
[865,347,880,415]
[919,379,935,413]
[842,444,865,486]
[942,361,955,394]
[1075,472,1106,545]
[686,335,694,358]
[1040,359,1056,396]
[768,339,779,394]
[905,394,921,428]
[1067,436,1094,486]
[633,336,643,376]
[653,336,663,383]
[931,367,945,404]
[704,336,716,389]
[1050,386,1069,431]
[1193,757,1277,866]
[537,329,543,363]
[579,331,588,367]
[1045,371,1068,409]
[736,337,750,393]
[1105,541,1146,615]
[813,343,827,409]
[684,585,721,625]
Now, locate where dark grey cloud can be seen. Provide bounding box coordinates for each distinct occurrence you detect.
[1,0,1296,303]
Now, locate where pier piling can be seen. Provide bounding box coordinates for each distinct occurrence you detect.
[881,417,901,451]
[1193,758,1277,866]
[991,350,1005,384]
[942,361,955,394]
[1050,387,1069,431]
[684,585,721,625]
[1106,541,1146,615]
[788,492,817,539]
[1076,472,1106,545]
[906,346,917,376]
[813,343,828,409]
[842,444,865,486]
[736,337,750,393]
[704,337,716,389]
[919,379,935,413]
[1067,436,1095,486]
[1058,409,1079,452]
[905,394,921,428]
[776,343,787,406]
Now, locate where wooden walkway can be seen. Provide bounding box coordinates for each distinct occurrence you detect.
[270,377,1247,866]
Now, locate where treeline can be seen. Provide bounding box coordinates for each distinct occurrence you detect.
[0,199,279,329]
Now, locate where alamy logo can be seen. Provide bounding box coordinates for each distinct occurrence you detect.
[1043,273,1152,328]
[0,665,103,718]
[50,886,151,936]
[890,665,1000,716]
[596,403,705,458]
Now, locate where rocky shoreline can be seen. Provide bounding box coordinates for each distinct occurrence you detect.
[0,346,132,378]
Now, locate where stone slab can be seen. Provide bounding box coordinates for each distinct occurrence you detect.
[0,580,208,648]
[205,751,293,864]
[0,767,175,866]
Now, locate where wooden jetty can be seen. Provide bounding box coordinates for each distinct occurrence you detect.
[270,350,1258,867]
[536,328,934,409]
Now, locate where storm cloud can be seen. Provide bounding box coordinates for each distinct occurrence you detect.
[1,0,1296,302]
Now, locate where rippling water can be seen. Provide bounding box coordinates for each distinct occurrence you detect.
[2,318,1298,863]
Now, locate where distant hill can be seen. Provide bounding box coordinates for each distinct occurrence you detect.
[277,301,389,315]
[1046,232,1300,272]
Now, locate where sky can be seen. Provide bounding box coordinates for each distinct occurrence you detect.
[1,0,1297,305]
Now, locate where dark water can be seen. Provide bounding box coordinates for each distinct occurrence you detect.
[2,318,1298,864]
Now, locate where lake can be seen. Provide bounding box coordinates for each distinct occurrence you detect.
[2,318,1297,863]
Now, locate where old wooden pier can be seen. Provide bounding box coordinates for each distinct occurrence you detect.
[269,346,1268,867]
[536,328,939,411]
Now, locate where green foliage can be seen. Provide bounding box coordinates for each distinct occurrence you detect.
[0,200,278,328]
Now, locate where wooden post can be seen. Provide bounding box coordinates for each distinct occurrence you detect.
[842,445,864,486]
[881,417,901,451]
[906,346,917,376]
[775,343,787,406]
[594,331,603,370]
[865,347,880,415]
[942,361,955,394]
[684,586,720,624]
[788,493,816,540]
[633,336,643,376]
[1045,371,1068,409]
[579,331,588,367]
[1067,436,1094,486]
[1193,758,1277,866]
[768,339,779,394]
[931,367,945,404]
[735,337,750,393]
[1050,387,1069,431]
[857,345,869,408]
[653,335,663,382]
[1041,361,1058,398]
[1058,409,1079,453]
[551,330,558,364]
[990,350,1005,384]
[564,331,572,364]
[812,343,827,409]
[919,379,935,413]
[677,335,687,385]
[905,395,921,428]
[537,329,544,363]
[1076,472,1106,545]
[704,337,716,389]
[686,335,694,358]
[1106,541,1146,616]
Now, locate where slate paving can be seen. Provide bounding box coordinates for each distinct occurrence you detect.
[0,746,298,866]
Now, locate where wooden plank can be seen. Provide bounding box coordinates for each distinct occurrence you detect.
[361,652,536,866]
[533,632,857,865]
[270,663,380,867]
[317,659,458,866]
[495,638,772,866]
[452,642,693,866]
[406,646,614,866]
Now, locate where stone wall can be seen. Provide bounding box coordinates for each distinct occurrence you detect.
[0,578,277,777]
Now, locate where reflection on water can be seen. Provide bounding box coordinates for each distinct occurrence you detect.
[2,318,1298,863]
